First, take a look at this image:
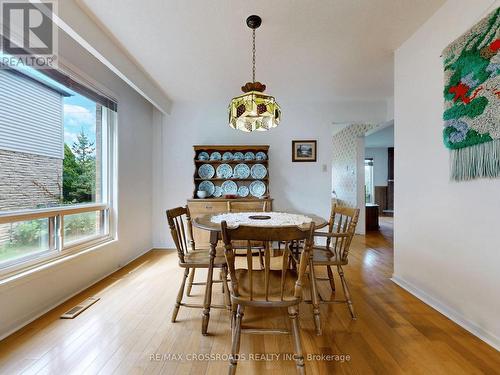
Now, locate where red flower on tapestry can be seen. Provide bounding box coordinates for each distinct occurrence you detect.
[449,83,472,104]
[489,39,500,52]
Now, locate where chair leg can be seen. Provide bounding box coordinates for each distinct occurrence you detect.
[202,261,215,335]
[186,268,195,297]
[222,266,231,310]
[337,265,356,319]
[258,249,265,270]
[288,306,305,375]
[326,265,336,292]
[230,302,238,332]
[229,305,244,375]
[171,268,189,323]
[308,261,322,335]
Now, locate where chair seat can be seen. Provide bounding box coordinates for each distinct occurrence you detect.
[181,248,226,267]
[231,268,301,306]
[312,246,348,265]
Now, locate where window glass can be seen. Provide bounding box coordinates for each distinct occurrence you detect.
[0,65,104,213]
[0,218,54,266]
[63,211,104,245]
[365,159,374,204]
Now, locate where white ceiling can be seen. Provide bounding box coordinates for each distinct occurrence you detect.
[78,0,445,103]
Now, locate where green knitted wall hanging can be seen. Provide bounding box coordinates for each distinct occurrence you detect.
[442,7,500,181]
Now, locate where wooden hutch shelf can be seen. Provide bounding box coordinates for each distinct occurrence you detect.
[187,145,273,248]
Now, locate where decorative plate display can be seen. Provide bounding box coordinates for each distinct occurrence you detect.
[198,164,215,179]
[255,151,267,160]
[250,163,267,179]
[198,151,209,160]
[216,163,233,179]
[198,181,215,196]
[233,152,244,160]
[237,185,250,197]
[210,152,222,161]
[222,152,233,161]
[244,152,255,160]
[233,163,250,179]
[221,180,238,195]
[249,180,266,197]
[213,186,222,197]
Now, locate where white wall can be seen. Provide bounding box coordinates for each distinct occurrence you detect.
[0,30,156,339]
[154,100,389,247]
[394,0,500,350]
[365,147,388,186]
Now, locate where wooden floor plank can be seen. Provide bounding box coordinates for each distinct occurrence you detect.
[1,218,499,374]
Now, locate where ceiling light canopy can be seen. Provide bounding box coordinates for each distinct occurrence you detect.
[228,15,281,132]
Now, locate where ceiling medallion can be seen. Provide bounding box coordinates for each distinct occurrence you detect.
[228,15,281,132]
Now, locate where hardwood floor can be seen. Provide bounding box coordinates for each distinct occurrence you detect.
[0,220,499,374]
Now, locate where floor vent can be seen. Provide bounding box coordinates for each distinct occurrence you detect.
[60,297,100,319]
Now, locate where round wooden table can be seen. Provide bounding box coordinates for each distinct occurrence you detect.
[192,211,327,335]
[193,212,327,232]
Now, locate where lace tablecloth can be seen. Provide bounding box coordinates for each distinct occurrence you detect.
[210,212,313,227]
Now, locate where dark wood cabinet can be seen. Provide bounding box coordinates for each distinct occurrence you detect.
[366,203,379,231]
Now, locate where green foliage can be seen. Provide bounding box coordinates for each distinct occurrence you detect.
[64,212,97,241]
[63,130,96,204]
[443,127,493,150]
[0,220,46,257]
[11,220,43,244]
[443,96,488,121]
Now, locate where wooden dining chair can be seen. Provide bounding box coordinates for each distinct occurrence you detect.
[226,199,268,212]
[167,206,230,335]
[307,204,359,335]
[227,200,268,269]
[221,221,315,375]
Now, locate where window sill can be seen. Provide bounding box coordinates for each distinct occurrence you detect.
[0,236,116,290]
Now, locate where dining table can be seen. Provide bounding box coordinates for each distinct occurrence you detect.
[192,211,327,334]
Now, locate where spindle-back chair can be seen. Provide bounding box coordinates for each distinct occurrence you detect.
[221,222,315,375]
[167,206,230,335]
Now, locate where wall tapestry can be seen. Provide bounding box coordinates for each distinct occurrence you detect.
[442,7,500,181]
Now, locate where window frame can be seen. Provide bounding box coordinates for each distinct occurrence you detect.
[0,102,117,280]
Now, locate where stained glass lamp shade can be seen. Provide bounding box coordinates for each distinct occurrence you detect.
[228,15,281,132]
[228,85,281,132]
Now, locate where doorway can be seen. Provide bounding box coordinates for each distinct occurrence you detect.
[364,123,394,232]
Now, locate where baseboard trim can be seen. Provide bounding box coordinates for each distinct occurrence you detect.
[391,275,500,351]
[0,247,153,341]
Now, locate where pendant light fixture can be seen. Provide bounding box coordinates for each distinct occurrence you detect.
[228,15,281,132]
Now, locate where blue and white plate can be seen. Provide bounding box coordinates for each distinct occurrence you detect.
[249,181,266,197]
[237,185,250,197]
[244,152,255,160]
[216,163,233,179]
[221,180,238,195]
[198,181,215,196]
[233,163,250,179]
[198,164,215,179]
[213,186,222,197]
[233,152,244,161]
[250,164,267,179]
[210,152,222,161]
[222,152,233,161]
[255,152,267,160]
[198,151,209,161]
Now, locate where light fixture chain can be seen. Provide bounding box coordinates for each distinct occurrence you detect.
[252,28,256,83]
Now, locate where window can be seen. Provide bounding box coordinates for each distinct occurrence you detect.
[0,60,116,275]
[365,159,374,204]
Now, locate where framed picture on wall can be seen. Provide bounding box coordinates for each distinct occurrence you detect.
[292,140,317,162]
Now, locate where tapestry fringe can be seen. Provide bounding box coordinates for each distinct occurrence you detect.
[450,139,500,181]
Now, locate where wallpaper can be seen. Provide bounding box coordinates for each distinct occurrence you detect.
[332,124,378,208]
